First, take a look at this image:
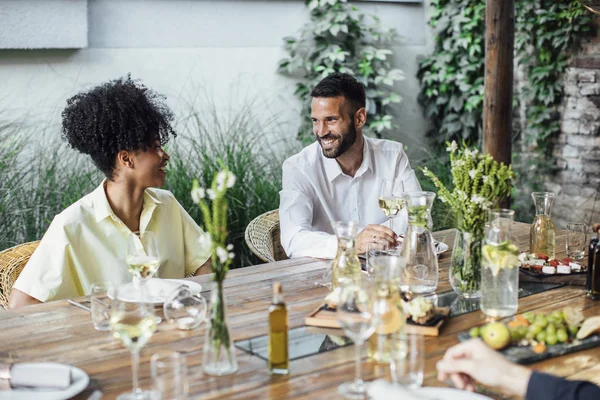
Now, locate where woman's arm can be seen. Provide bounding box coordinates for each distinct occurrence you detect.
[8,288,42,309]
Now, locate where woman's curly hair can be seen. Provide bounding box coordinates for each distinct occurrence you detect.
[61,75,177,179]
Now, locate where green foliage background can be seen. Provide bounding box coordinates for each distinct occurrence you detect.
[278,0,405,144]
[418,0,591,220]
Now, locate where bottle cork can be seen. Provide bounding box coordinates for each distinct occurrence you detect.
[273,282,282,294]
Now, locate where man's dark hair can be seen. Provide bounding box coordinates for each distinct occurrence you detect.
[310,73,366,116]
[61,75,176,179]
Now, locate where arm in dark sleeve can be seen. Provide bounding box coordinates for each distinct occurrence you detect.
[526,371,600,400]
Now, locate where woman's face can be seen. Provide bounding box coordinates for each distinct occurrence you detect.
[130,139,170,188]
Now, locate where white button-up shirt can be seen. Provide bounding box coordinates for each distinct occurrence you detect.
[279,136,421,259]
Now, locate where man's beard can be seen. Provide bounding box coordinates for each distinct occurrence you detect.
[318,123,357,159]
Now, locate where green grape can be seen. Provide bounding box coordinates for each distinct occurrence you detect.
[546,334,558,346]
[525,331,536,341]
[552,311,564,323]
[535,316,548,329]
[510,327,521,342]
[469,327,480,338]
[529,324,542,335]
[523,311,535,322]
[546,324,556,335]
[557,329,568,343]
[536,331,547,343]
[518,326,528,338]
[568,325,579,336]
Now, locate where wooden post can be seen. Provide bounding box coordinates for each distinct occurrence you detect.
[483,0,514,167]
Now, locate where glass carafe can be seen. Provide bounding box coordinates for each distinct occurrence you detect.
[481,209,520,318]
[530,192,556,259]
[331,221,362,291]
[400,192,438,294]
[367,252,406,364]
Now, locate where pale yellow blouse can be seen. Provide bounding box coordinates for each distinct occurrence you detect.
[14,180,210,302]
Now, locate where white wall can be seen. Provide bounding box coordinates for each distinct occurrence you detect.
[0,0,432,158]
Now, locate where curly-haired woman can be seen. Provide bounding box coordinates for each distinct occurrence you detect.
[9,76,211,309]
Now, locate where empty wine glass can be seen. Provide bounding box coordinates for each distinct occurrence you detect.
[127,231,160,290]
[336,278,379,399]
[163,286,208,330]
[111,284,158,400]
[379,179,404,235]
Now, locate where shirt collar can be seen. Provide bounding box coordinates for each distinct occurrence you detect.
[322,136,372,182]
[92,179,162,224]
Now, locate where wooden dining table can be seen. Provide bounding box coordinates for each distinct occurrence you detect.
[1,221,599,399]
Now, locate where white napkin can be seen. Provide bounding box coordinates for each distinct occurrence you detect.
[368,379,429,400]
[145,279,188,300]
[9,363,72,389]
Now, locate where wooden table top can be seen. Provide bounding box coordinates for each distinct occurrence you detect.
[1,221,599,399]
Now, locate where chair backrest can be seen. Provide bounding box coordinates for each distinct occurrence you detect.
[0,241,40,309]
[244,210,289,263]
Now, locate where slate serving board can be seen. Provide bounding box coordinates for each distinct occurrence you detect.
[457,331,600,364]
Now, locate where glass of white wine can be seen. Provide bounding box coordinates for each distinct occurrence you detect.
[127,231,160,293]
[379,179,404,235]
[110,284,158,400]
[336,278,379,399]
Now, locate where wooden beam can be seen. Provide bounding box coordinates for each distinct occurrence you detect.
[483,0,514,167]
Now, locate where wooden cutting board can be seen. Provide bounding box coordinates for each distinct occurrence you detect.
[305,304,450,336]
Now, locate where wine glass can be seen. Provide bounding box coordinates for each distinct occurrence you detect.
[379,179,404,235]
[127,231,160,291]
[111,284,158,400]
[336,278,379,399]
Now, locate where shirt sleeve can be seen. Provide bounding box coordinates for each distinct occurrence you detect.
[526,371,600,400]
[12,217,80,302]
[175,200,211,275]
[279,161,337,259]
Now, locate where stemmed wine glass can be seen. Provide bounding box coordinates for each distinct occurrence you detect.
[110,284,158,400]
[379,179,404,235]
[336,278,379,399]
[127,231,160,296]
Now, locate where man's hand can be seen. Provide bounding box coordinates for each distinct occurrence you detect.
[436,338,531,397]
[356,224,397,254]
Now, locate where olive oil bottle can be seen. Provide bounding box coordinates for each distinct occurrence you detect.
[268,282,289,374]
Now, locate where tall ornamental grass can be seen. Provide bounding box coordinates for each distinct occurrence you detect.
[0,102,297,268]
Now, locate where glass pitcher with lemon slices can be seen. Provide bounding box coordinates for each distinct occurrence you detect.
[367,252,406,363]
[481,209,520,318]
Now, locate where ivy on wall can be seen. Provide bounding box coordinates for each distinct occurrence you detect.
[278,0,405,144]
[418,0,591,218]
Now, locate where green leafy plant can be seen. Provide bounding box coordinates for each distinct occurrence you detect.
[278,0,405,144]
[512,1,591,217]
[418,0,591,221]
[423,141,515,295]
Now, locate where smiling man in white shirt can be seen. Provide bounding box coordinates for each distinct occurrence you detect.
[279,73,421,259]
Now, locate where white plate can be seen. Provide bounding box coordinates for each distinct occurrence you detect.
[108,278,202,305]
[415,387,492,400]
[0,363,89,400]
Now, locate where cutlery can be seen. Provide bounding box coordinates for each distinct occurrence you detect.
[67,299,91,313]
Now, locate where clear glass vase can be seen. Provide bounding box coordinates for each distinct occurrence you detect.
[450,229,482,298]
[331,221,362,291]
[399,191,438,294]
[203,281,238,376]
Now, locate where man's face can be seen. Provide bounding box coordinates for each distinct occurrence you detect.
[311,96,357,159]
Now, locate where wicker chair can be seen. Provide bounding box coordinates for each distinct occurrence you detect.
[245,210,289,263]
[0,241,40,309]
